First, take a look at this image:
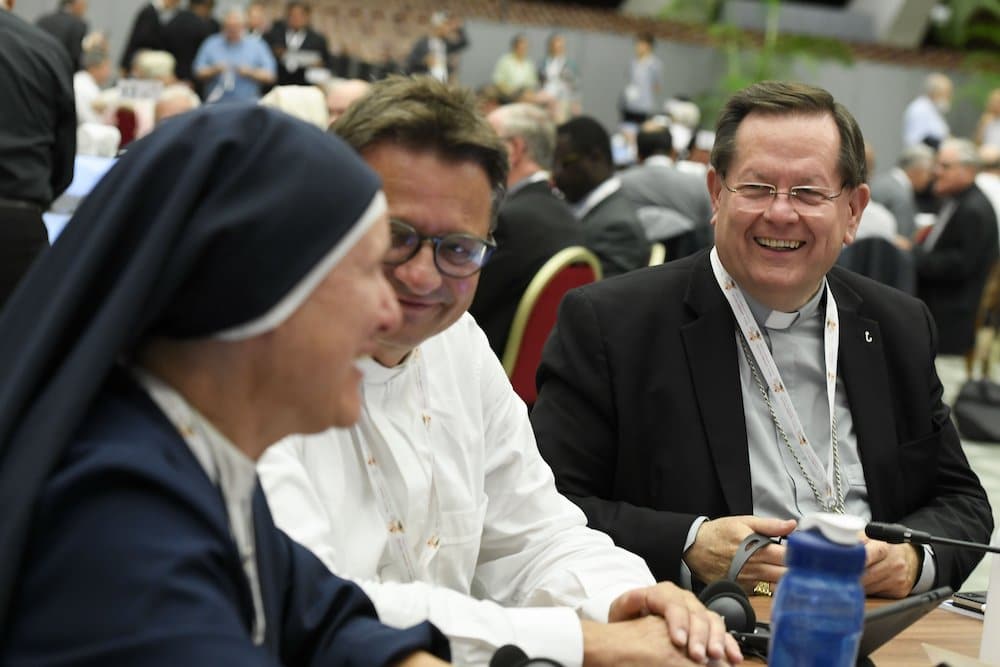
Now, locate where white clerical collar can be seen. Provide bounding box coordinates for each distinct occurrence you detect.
[508,170,550,196]
[644,155,673,168]
[572,176,621,220]
[741,280,827,331]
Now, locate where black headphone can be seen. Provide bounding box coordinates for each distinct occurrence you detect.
[698,580,756,633]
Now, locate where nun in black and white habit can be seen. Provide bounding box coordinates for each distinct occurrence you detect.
[0,105,450,665]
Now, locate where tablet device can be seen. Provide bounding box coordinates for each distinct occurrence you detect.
[731,585,953,659]
[857,585,953,656]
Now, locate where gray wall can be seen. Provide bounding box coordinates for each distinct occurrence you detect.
[15,0,980,170]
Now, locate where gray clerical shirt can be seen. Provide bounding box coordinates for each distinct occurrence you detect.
[680,279,935,592]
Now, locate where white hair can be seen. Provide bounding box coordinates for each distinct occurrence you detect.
[940,137,980,168]
[259,85,329,130]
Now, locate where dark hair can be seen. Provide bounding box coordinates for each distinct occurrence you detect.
[333,75,508,222]
[637,32,655,47]
[511,33,527,50]
[557,115,612,167]
[637,126,672,161]
[710,80,866,186]
[287,1,310,15]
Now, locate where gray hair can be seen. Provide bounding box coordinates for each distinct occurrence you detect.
[897,143,935,170]
[493,103,555,169]
[940,137,980,168]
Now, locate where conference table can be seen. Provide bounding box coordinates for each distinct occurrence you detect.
[748,596,983,665]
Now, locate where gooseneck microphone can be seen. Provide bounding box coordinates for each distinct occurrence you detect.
[865,522,1000,554]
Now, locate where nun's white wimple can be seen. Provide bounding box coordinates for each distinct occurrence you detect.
[213,191,386,341]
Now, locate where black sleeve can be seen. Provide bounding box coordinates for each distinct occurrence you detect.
[49,42,76,199]
[532,288,700,583]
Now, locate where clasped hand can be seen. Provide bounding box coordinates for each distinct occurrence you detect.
[580,582,743,665]
[684,515,920,598]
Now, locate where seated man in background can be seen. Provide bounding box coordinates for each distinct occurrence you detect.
[469,102,583,358]
[618,122,713,258]
[259,76,740,667]
[553,115,650,277]
[532,81,992,599]
[323,77,370,125]
[869,143,935,241]
[0,105,449,665]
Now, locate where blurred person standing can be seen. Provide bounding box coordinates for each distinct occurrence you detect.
[247,1,270,37]
[162,0,217,89]
[538,32,578,122]
[492,33,538,102]
[620,33,662,124]
[265,1,334,87]
[405,10,467,83]
[0,0,75,309]
[903,73,952,149]
[35,0,87,69]
[194,7,276,104]
[120,0,180,75]
[914,138,998,354]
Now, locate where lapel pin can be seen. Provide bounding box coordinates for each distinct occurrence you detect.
[864,331,873,343]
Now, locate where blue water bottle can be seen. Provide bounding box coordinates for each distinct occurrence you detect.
[769,513,866,667]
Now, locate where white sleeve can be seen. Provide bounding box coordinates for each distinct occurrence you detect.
[470,325,656,624]
[258,436,585,667]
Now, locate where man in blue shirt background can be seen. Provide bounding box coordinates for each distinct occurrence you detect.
[193,6,275,103]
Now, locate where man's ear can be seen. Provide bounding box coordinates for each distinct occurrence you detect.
[843,183,871,246]
[707,168,723,213]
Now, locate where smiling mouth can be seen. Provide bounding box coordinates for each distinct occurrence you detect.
[756,237,803,250]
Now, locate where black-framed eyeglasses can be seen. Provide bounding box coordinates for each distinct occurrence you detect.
[722,178,845,210]
[384,219,496,278]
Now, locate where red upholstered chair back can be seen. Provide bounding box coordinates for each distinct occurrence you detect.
[501,246,602,406]
[115,107,138,148]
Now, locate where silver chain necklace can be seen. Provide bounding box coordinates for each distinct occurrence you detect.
[739,333,846,514]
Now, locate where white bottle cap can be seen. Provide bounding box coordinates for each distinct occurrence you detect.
[797,513,866,545]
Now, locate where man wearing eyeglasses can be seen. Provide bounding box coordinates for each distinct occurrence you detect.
[532,81,992,601]
[258,75,742,667]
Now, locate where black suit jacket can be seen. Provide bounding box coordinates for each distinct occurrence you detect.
[120,4,164,72]
[35,10,86,69]
[162,10,216,84]
[264,21,332,87]
[581,190,650,277]
[469,180,583,356]
[915,183,999,355]
[532,250,992,589]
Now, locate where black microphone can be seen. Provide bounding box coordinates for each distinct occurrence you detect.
[488,644,565,667]
[489,645,528,667]
[865,522,1000,554]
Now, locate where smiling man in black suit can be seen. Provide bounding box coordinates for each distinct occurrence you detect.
[533,81,992,600]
